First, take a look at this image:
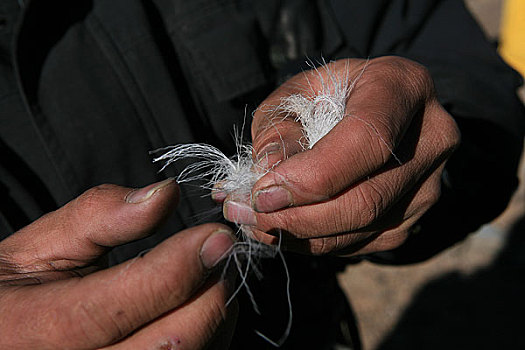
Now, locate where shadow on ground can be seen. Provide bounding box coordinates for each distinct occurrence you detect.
[376,218,525,350]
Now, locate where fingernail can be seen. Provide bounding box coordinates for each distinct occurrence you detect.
[211,181,227,202]
[223,201,257,225]
[255,142,281,170]
[211,189,227,202]
[200,229,236,269]
[253,186,293,212]
[256,142,281,162]
[125,178,175,204]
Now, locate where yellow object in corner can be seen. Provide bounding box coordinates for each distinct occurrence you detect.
[499,0,525,77]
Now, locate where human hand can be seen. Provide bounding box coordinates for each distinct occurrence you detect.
[0,179,237,349]
[222,56,460,256]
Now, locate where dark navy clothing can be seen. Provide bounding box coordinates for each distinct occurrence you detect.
[1,0,523,348]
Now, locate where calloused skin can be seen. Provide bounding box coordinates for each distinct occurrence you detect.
[221,56,461,256]
[0,179,238,349]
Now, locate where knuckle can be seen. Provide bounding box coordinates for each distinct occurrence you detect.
[426,176,443,207]
[414,175,442,213]
[332,234,359,253]
[309,235,358,255]
[329,207,349,234]
[64,299,126,347]
[377,230,410,252]
[441,114,461,152]
[373,56,435,104]
[0,226,55,273]
[427,102,461,155]
[393,57,433,95]
[429,99,461,151]
[352,115,397,169]
[378,56,431,84]
[71,184,113,220]
[204,297,229,330]
[263,209,296,235]
[309,237,336,255]
[349,181,387,229]
[0,251,26,274]
[406,62,433,96]
[313,157,346,197]
[77,184,113,205]
[147,278,180,313]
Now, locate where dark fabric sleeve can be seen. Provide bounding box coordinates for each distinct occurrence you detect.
[399,0,524,137]
[388,1,525,264]
[333,0,525,263]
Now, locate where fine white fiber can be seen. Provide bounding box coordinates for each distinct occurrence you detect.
[152,59,368,347]
[153,125,262,197]
[275,59,367,149]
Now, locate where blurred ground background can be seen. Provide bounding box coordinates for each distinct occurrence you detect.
[337,1,525,349]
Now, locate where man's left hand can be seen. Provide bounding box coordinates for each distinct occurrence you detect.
[222,57,460,256]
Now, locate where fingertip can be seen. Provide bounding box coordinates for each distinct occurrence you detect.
[249,227,280,246]
[252,185,293,213]
[252,119,305,162]
[84,179,179,247]
[254,142,281,162]
[223,200,257,226]
[125,178,178,204]
[211,191,227,204]
[211,191,227,203]
[200,228,236,269]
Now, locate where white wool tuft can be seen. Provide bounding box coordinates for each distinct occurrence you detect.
[277,60,367,149]
[153,142,260,195]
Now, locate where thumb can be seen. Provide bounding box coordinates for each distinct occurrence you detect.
[2,178,179,270]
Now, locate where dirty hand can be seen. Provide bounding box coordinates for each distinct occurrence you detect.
[222,56,460,256]
[0,179,237,349]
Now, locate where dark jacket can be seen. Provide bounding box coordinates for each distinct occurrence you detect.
[1,0,523,348]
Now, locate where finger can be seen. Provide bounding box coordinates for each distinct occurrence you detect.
[1,179,179,271]
[252,105,448,236]
[251,58,438,213]
[0,224,236,349]
[212,180,228,203]
[251,116,305,171]
[104,274,238,350]
[224,103,457,234]
[282,168,443,255]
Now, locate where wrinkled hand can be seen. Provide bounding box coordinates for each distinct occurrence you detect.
[0,179,237,349]
[222,56,460,256]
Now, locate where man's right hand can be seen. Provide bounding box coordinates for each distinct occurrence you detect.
[0,179,237,349]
